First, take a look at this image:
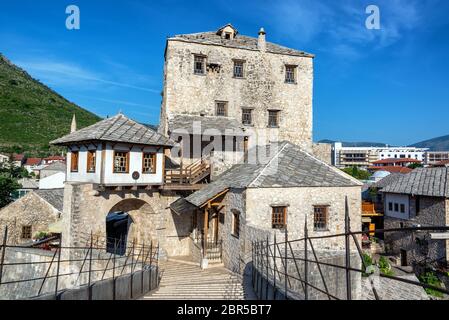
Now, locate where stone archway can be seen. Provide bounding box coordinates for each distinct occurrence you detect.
[108,199,158,247]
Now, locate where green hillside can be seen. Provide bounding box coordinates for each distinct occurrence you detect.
[0,54,101,156]
[409,135,449,151]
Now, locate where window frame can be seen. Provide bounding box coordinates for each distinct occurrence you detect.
[193,54,206,75]
[241,108,253,126]
[113,151,130,174]
[285,65,297,84]
[21,225,32,239]
[268,110,280,128]
[70,151,79,173]
[272,206,287,229]
[142,152,157,174]
[86,150,96,173]
[233,59,245,78]
[313,205,329,232]
[215,101,228,117]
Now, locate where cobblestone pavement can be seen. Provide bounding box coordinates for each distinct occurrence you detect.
[361,274,430,300]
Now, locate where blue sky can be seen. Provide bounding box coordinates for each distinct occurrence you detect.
[1,0,449,146]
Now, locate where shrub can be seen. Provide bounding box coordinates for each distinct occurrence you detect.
[378,256,393,276]
[419,271,444,298]
[362,253,374,277]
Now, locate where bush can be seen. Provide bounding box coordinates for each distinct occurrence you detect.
[362,253,374,277]
[419,271,444,298]
[34,231,49,240]
[378,256,393,276]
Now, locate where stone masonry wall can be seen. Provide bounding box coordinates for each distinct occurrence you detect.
[312,143,332,165]
[61,183,191,259]
[160,39,314,152]
[0,192,60,244]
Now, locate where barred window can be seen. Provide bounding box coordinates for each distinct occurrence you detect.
[194,55,205,75]
[21,225,32,239]
[142,152,157,174]
[314,206,329,231]
[71,151,79,172]
[272,206,287,229]
[216,101,228,117]
[233,60,244,78]
[285,65,296,83]
[242,108,252,125]
[268,110,280,127]
[114,151,129,173]
[87,150,96,173]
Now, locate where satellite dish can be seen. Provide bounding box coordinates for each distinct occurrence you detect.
[132,171,140,181]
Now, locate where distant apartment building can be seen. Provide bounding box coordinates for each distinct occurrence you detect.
[332,142,428,168]
[0,153,8,164]
[425,151,449,166]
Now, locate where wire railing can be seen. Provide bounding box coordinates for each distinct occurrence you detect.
[252,198,449,300]
[0,227,160,300]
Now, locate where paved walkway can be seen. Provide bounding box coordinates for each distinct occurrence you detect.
[142,260,256,300]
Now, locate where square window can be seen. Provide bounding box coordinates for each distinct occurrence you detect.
[142,153,157,174]
[242,108,252,125]
[114,151,129,173]
[268,110,280,127]
[233,60,244,78]
[285,65,296,83]
[21,225,32,239]
[272,206,287,229]
[216,101,228,117]
[314,206,329,231]
[194,55,205,75]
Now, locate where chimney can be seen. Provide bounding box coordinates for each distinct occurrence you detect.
[70,114,77,133]
[258,27,266,52]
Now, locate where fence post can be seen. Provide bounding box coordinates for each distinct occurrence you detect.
[273,234,277,300]
[156,242,160,286]
[284,228,288,300]
[112,239,117,300]
[54,234,62,298]
[149,241,153,289]
[258,241,262,298]
[141,241,145,294]
[0,226,8,285]
[345,196,352,300]
[88,232,93,300]
[265,236,269,300]
[304,218,308,300]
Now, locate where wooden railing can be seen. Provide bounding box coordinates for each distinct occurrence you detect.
[165,157,211,185]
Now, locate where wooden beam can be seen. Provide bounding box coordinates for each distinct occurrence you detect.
[203,205,209,257]
[200,188,229,208]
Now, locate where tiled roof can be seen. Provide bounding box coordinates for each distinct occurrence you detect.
[171,142,361,213]
[168,114,248,136]
[381,167,449,198]
[44,156,65,161]
[35,189,64,212]
[51,114,174,147]
[18,178,39,189]
[169,30,314,58]
[369,166,413,174]
[25,158,42,166]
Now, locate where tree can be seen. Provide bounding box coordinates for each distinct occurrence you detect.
[408,163,423,169]
[341,166,371,181]
[0,159,28,208]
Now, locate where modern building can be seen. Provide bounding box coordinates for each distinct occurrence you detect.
[425,151,449,166]
[381,167,449,266]
[0,153,9,164]
[332,142,428,168]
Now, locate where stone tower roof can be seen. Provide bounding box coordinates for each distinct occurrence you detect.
[168,25,314,58]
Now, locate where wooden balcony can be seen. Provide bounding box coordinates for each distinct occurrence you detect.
[362,201,384,216]
[162,158,211,191]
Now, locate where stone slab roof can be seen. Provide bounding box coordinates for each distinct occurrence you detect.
[372,173,402,189]
[35,189,64,212]
[381,167,449,198]
[171,142,361,213]
[51,114,174,147]
[18,178,39,189]
[168,114,248,136]
[41,162,66,172]
[169,31,314,58]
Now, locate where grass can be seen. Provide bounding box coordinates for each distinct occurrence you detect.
[0,54,101,156]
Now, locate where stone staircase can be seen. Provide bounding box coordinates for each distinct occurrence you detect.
[142,260,248,300]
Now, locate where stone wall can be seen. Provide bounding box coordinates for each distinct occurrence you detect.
[383,195,449,265]
[160,38,314,152]
[0,192,60,244]
[312,143,332,165]
[61,183,192,259]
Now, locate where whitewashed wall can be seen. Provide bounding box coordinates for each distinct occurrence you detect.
[384,193,410,220]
